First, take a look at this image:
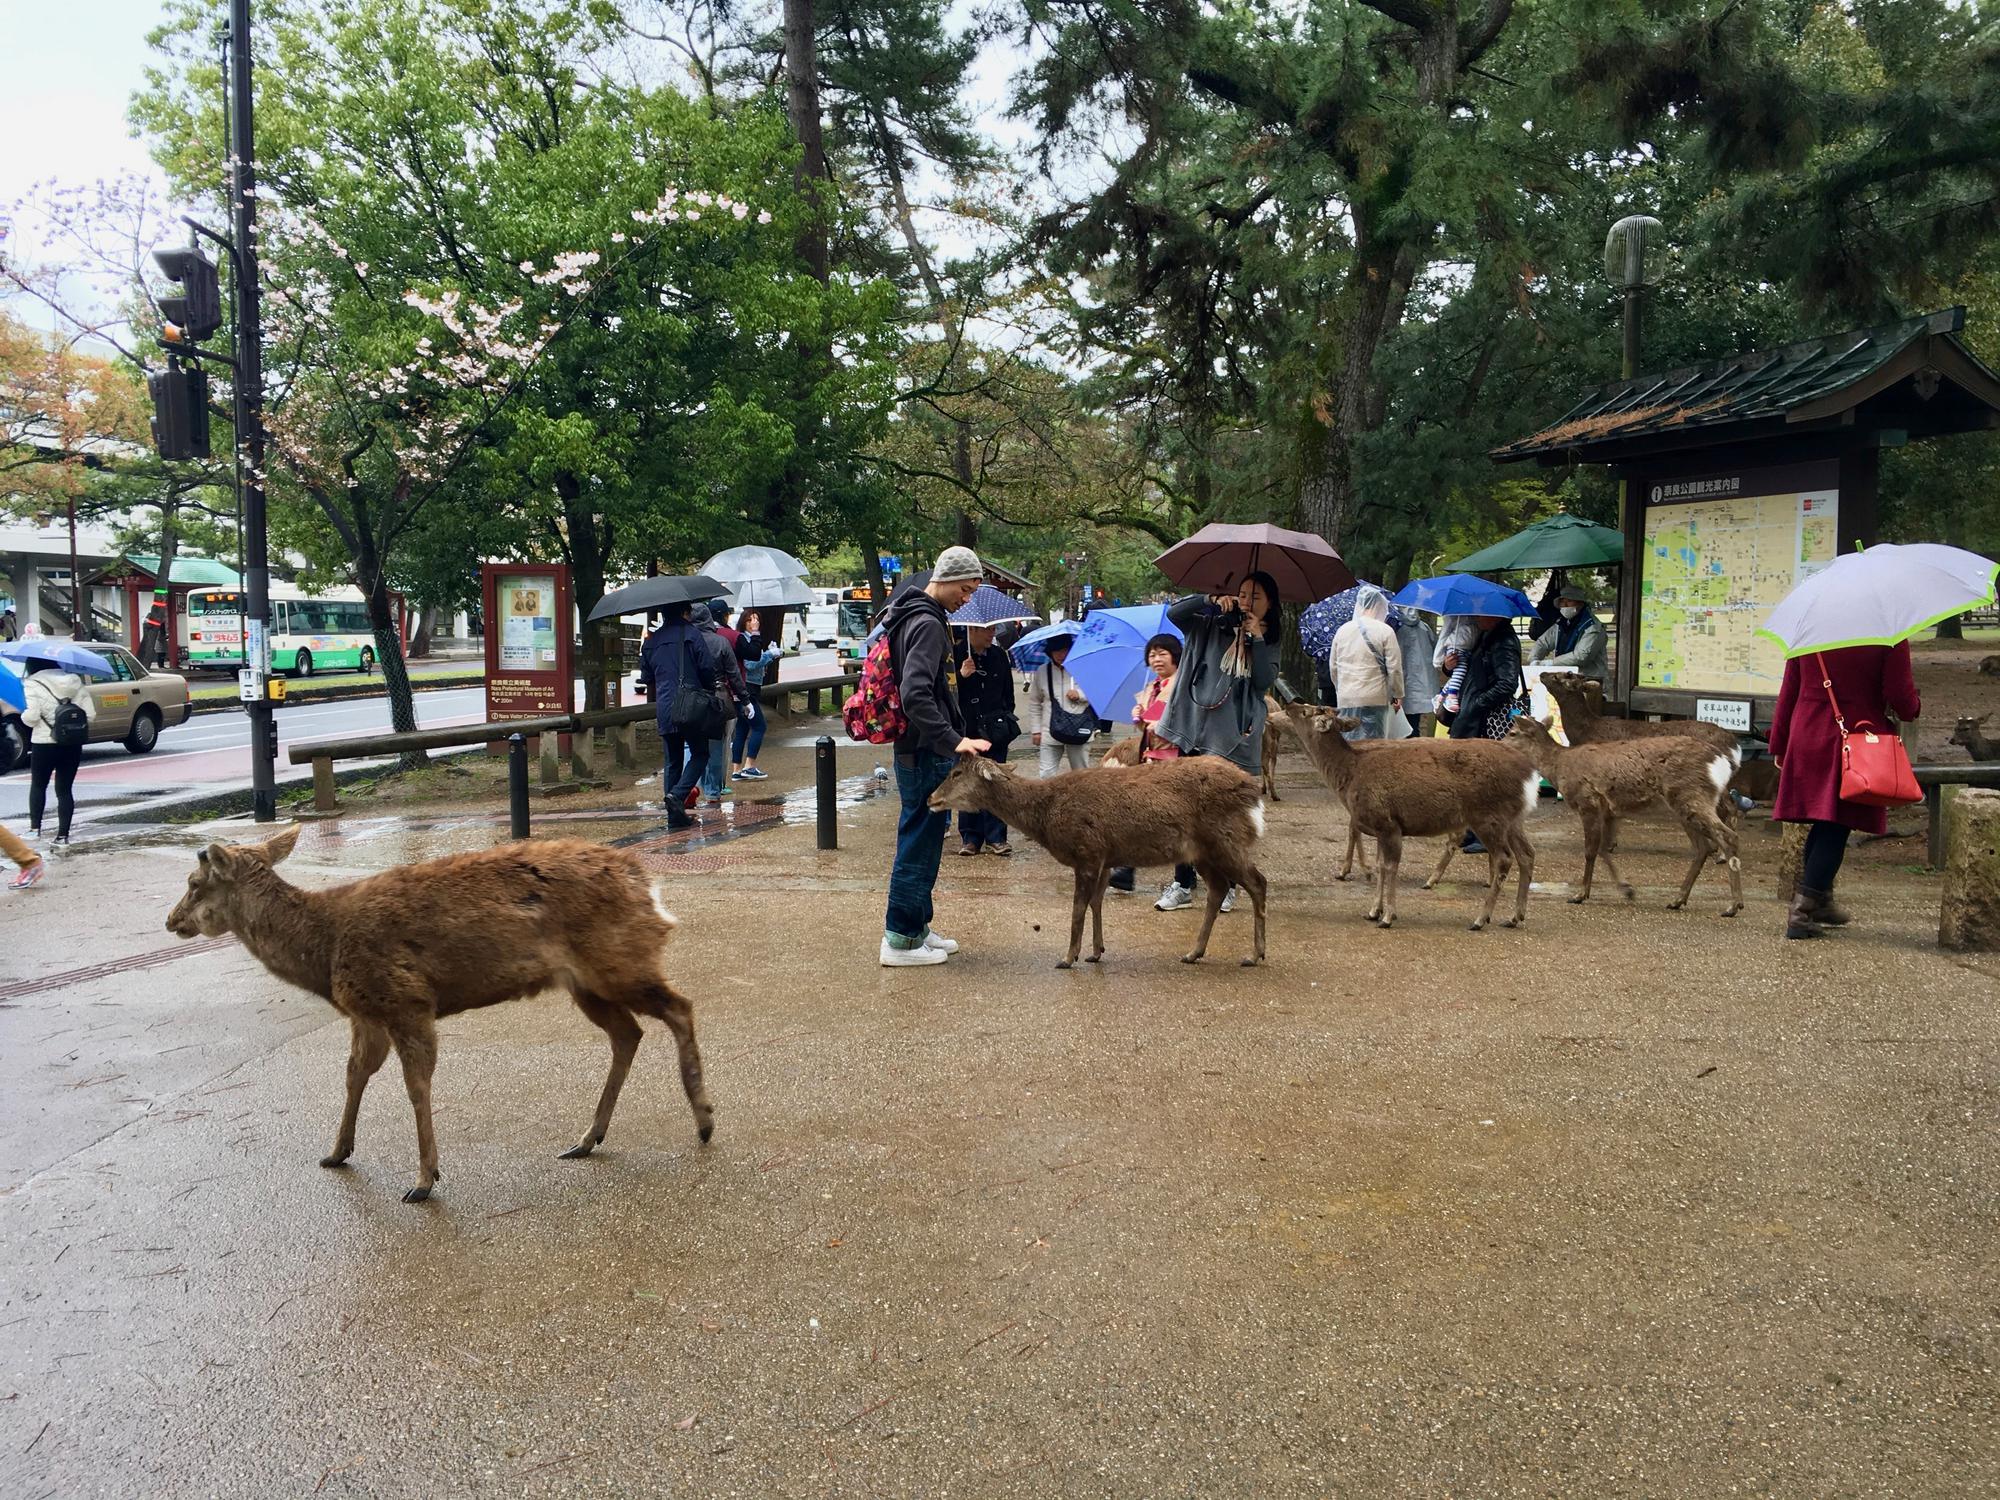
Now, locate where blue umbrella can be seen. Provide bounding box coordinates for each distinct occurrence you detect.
[1008,619,1082,672]
[0,639,115,677]
[0,662,22,714]
[949,585,1041,628]
[1389,574,1537,619]
[1063,603,1183,718]
[1298,582,1401,659]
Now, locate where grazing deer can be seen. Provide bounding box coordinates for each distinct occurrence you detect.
[165,827,715,1202]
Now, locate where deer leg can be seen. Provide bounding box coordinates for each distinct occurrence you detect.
[389,1019,442,1203]
[1059,868,1091,969]
[1237,864,1268,967]
[559,992,643,1159]
[1504,827,1534,928]
[1570,806,1600,904]
[1182,862,1226,963]
[629,979,715,1141]
[1085,866,1109,963]
[321,1018,391,1168]
[1337,825,1357,881]
[1471,829,1505,931]
[1376,831,1404,928]
[1423,838,1455,890]
[1595,814,1633,902]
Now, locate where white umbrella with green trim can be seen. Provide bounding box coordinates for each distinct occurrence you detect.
[1756,543,1998,657]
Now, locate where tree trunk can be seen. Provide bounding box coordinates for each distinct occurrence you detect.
[1936,612,1965,640]
[353,524,422,764]
[783,0,829,283]
[408,602,438,659]
[859,541,887,624]
[555,472,611,712]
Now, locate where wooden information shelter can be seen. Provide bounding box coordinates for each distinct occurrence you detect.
[1492,307,2000,731]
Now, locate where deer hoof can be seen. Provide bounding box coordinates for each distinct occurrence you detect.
[319,1153,351,1169]
[1667,898,1687,911]
[1501,916,1522,929]
[1055,958,1074,971]
[1722,905,1741,919]
[1085,953,1102,964]
[1621,887,1637,902]
[1467,918,1486,932]
[698,1121,716,1144]
[1238,956,1262,968]
[1180,952,1204,964]
[557,1141,596,1160]
[1568,892,1588,905]
[401,1184,434,1204]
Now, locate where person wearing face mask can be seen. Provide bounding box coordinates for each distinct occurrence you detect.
[1529,581,1608,685]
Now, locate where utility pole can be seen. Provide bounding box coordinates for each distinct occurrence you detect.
[228,0,276,821]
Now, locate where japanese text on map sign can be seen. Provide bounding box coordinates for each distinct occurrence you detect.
[1638,478,1838,697]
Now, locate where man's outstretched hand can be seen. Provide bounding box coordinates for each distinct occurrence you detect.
[955,738,992,756]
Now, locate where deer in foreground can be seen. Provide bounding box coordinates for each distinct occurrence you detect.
[930,755,1269,967]
[165,827,715,1202]
[1505,716,1743,917]
[1280,702,1537,930]
[1950,713,1999,761]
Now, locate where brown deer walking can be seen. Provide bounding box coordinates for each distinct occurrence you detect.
[165,827,715,1202]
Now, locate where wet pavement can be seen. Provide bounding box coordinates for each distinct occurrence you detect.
[2,745,1997,1497]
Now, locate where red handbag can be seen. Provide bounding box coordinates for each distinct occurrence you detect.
[1816,653,1921,807]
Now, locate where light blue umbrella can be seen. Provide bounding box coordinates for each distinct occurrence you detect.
[1008,619,1082,672]
[0,639,115,677]
[1063,603,1183,718]
[949,585,1041,627]
[0,662,22,714]
[1389,574,1537,619]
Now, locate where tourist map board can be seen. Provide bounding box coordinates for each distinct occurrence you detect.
[1636,466,1839,698]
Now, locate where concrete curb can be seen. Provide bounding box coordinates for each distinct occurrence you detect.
[187,671,486,716]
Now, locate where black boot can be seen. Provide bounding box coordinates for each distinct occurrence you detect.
[1805,886,1852,926]
[1785,885,1828,940]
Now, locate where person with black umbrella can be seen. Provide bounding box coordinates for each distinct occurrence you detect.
[640,601,720,830]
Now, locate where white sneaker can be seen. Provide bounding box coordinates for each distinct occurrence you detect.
[923,931,960,954]
[880,936,948,968]
[1155,882,1194,912]
[1219,888,1235,913]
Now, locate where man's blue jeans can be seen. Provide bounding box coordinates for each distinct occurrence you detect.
[885,750,954,948]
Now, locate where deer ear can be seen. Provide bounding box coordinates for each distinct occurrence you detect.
[260,824,301,866]
[201,843,234,875]
[977,758,997,780]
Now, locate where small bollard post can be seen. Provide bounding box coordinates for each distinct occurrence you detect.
[508,733,530,839]
[815,735,837,850]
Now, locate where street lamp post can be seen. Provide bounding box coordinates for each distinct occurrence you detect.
[1605,214,1664,380]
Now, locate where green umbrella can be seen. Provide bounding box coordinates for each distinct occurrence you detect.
[1449,513,1624,572]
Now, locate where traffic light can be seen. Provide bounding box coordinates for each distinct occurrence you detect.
[149,358,211,461]
[152,244,223,344]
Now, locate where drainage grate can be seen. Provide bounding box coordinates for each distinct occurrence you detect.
[0,935,238,1001]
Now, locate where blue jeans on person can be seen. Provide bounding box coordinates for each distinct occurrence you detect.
[958,744,1009,848]
[731,696,766,764]
[885,750,955,948]
[701,736,728,798]
[666,732,707,811]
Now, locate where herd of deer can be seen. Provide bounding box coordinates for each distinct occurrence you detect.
[162,669,1778,1205]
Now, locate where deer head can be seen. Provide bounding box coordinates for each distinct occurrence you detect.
[928,755,1012,812]
[166,825,302,938]
[1504,715,1557,752]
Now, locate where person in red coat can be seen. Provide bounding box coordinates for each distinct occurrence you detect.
[1767,641,1920,939]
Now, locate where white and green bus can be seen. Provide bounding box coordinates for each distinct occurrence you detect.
[184,583,395,676]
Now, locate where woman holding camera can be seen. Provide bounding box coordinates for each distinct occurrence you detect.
[1156,572,1282,770]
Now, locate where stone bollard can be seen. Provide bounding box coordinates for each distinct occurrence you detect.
[1939,788,2000,951]
[538,731,562,784]
[1775,820,1809,899]
[570,729,595,781]
[611,721,636,770]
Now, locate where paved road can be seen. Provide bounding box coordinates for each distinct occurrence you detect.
[1,650,845,827]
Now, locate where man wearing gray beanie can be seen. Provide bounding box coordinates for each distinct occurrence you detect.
[877,546,989,966]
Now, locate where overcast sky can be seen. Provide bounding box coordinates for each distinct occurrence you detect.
[2,0,175,213]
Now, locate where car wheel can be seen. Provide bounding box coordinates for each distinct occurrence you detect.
[359,647,375,673]
[124,707,162,754]
[293,649,314,679]
[0,720,24,774]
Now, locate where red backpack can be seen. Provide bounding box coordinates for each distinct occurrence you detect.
[842,631,907,744]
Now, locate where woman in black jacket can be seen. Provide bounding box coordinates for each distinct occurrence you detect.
[1446,616,1525,742]
[1445,614,1526,854]
[954,624,1019,855]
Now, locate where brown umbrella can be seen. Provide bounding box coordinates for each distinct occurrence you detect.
[1153,522,1355,604]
